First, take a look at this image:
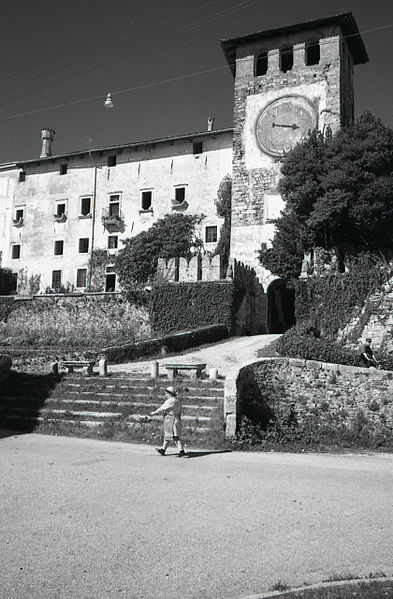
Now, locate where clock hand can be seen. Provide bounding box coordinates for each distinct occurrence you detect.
[272,122,299,130]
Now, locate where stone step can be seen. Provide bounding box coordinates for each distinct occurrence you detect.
[50,390,222,401]
[57,380,225,392]
[2,414,213,436]
[0,370,225,443]
[44,399,220,412]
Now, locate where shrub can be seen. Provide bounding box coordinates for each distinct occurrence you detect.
[0,297,15,323]
[275,324,360,366]
[150,281,234,335]
[0,295,150,349]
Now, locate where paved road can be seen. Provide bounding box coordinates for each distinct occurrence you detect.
[110,334,281,378]
[1,433,392,599]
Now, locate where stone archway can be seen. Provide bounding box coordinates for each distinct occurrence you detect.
[267,279,295,333]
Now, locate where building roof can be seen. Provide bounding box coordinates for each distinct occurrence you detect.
[6,127,233,169]
[221,12,369,77]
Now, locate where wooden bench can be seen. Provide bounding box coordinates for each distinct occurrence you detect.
[62,360,96,376]
[164,363,206,379]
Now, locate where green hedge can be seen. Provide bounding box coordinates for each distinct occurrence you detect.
[150,281,234,336]
[276,324,360,366]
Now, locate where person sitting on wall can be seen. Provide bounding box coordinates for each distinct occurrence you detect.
[359,338,380,368]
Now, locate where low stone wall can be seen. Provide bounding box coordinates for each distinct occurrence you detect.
[225,357,393,447]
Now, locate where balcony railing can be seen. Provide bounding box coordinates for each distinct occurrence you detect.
[101,207,125,231]
[171,199,189,211]
[53,213,67,223]
[12,217,24,227]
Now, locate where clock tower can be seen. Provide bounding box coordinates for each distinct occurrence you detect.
[221,13,368,288]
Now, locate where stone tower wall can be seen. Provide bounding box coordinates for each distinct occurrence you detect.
[230,23,356,287]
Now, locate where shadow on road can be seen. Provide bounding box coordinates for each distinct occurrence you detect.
[0,428,26,439]
[182,449,232,459]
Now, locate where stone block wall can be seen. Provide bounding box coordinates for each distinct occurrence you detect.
[224,357,393,446]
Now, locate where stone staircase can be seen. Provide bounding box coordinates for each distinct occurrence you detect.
[0,370,225,447]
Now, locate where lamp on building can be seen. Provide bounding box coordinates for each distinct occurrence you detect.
[104,92,114,108]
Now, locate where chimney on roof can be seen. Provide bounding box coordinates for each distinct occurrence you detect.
[40,128,55,158]
[207,117,214,132]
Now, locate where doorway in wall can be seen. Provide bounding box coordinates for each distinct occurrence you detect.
[267,279,295,333]
[105,273,116,292]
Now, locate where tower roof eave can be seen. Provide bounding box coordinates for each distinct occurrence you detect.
[221,12,369,77]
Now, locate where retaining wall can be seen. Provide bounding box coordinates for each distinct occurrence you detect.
[225,358,393,446]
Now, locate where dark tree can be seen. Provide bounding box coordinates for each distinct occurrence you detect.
[260,112,393,280]
[213,175,232,266]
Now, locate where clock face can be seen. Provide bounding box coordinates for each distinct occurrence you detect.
[256,96,317,157]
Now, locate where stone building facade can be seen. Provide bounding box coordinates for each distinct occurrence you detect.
[0,13,367,308]
[0,128,232,292]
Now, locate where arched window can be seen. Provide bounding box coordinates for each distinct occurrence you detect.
[255,51,268,76]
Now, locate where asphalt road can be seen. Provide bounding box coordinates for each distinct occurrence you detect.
[1,433,392,599]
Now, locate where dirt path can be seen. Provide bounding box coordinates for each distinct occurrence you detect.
[110,334,281,377]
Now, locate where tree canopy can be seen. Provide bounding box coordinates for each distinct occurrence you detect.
[115,212,203,288]
[260,112,393,280]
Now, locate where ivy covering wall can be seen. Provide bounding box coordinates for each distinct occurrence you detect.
[295,255,389,339]
[150,281,235,335]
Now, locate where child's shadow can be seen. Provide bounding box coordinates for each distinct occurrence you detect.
[182,450,232,459]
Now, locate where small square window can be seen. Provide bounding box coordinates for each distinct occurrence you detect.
[79,238,89,253]
[107,155,117,167]
[54,240,64,256]
[205,226,218,244]
[60,163,68,175]
[15,208,24,221]
[11,244,21,259]
[80,197,91,216]
[141,190,152,210]
[76,268,87,288]
[56,203,66,216]
[193,142,203,155]
[175,187,186,204]
[52,270,62,289]
[108,235,118,249]
[18,170,25,182]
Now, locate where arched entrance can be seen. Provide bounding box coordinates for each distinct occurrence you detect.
[267,279,295,333]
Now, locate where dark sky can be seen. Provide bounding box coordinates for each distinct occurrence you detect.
[0,0,392,163]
